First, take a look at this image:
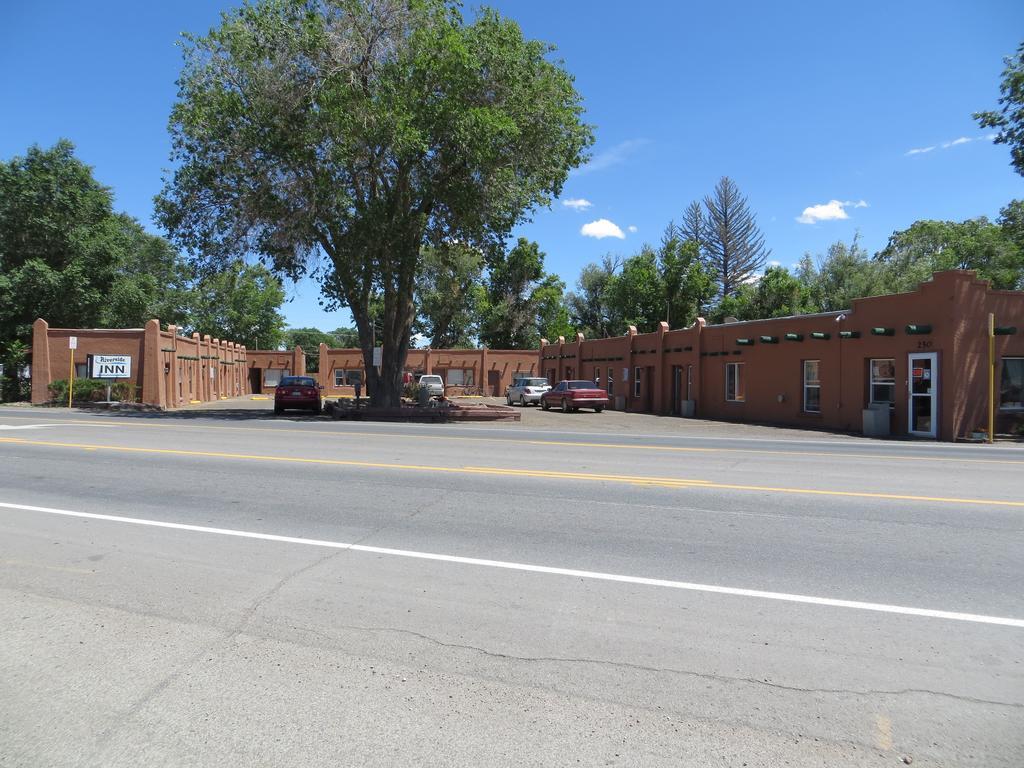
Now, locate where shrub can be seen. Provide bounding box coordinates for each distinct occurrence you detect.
[48,378,132,404]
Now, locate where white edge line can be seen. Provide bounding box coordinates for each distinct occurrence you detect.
[2,500,1022,629]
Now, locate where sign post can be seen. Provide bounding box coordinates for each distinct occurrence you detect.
[988,313,995,444]
[68,337,77,407]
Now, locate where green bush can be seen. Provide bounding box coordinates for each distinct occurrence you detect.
[48,378,137,404]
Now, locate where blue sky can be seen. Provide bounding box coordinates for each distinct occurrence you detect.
[2,1,1022,331]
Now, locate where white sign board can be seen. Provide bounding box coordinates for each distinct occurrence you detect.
[92,355,132,379]
[69,336,78,350]
[372,347,383,367]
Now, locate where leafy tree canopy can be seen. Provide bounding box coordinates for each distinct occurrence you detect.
[875,218,1023,291]
[156,0,592,405]
[414,242,484,348]
[975,41,1024,176]
[188,261,287,350]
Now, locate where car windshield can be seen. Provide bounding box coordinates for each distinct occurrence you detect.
[280,376,316,387]
[420,376,442,383]
[517,378,548,387]
[567,380,598,389]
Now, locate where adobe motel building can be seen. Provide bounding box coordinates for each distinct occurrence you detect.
[26,271,1023,439]
[246,346,540,399]
[31,318,251,409]
[540,271,1024,441]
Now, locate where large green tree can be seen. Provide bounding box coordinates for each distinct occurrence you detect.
[605,246,665,333]
[660,227,713,327]
[478,238,566,348]
[413,242,484,347]
[188,261,286,350]
[566,256,620,340]
[875,218,1023,291]
[975,41,1024,176]
[798,238,886,312]
[0,141,123,342]
[156,0,592,406]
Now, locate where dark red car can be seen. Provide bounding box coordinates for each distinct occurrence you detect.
[540,380,610,413]
[274,375,322,415]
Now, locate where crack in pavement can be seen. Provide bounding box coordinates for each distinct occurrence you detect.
[312,621,1024,710]
[92,549,342,750]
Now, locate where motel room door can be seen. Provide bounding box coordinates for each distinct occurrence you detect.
[908,352,938,438]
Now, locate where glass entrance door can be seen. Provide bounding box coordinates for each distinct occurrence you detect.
[908,352,938,437]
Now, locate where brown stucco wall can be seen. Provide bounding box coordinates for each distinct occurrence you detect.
[31,319,250,409]
[246,347,306,394]
[317,347,538,398]
[538,271,1024,441]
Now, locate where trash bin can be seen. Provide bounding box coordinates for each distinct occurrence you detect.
[862,405,890,437]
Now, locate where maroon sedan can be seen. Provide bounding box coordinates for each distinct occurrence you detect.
[274,375,322,415]
[540,380,610,413]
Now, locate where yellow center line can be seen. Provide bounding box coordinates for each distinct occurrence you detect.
[1,411,1021,466]
[2,436,1022,508]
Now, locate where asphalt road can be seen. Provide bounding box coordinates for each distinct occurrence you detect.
[1,403,1022,767]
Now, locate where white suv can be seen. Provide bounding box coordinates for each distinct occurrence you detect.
[506,377,551,406]
[417,374,445,397]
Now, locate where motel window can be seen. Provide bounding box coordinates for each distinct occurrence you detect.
[725,362,745,402]
[869,358,896,406]
[634,367,641,398]
[803,360,821,413]
[75,363,88,379]
[595,367,601,386]
[1001,358,1024,410]
[445,368,474,387]
[263,368,289,388]
[607,369,614,396]
[331,368,363,387]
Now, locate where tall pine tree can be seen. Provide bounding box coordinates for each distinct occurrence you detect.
[702,177,769,297]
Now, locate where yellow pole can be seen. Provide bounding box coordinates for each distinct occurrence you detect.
[68,346,74,408]
[988,313,995,444]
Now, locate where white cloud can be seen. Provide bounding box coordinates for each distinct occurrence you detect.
[907,134,996,156]
[562,198,592,211]
[627,225,638,233]
[580,219,626,239]
[769,260,781,267]
[796,199,868,225]
[572,138,650,176]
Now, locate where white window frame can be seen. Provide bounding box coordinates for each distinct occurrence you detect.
[334,368,345,387]
[803,360,821,413]
[1000,357,1024,411]
[634,366,641,398]
[725,362,745,402]
[869,358,896,407]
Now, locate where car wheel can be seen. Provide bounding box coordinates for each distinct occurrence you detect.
[507,394,513,406]
[561,398,569,413]
[594,406,603,413]
[274,405,283,415]
[313,401,322,415]
[519,395,527,407]
[542,399,550,410]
